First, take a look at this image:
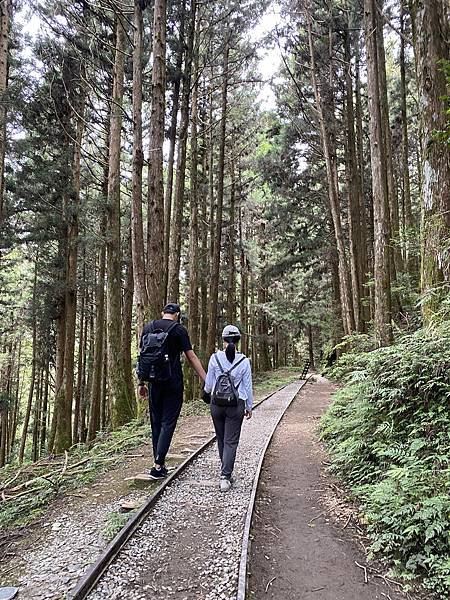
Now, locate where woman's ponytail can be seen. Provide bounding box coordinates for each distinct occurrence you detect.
[225,341,236,363]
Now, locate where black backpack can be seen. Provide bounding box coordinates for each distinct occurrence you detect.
[211,354,246,407]
[136,321,177,383]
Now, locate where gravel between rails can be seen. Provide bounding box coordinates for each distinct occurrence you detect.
[86,381,303,600]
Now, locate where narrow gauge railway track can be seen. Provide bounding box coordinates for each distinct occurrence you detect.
[69,378,309,600]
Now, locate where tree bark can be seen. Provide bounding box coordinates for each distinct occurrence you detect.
[131,0,148,335]
[411,0,450,320]
[19,258,38,463]
[226,145,236,324]
[167,0,197,301]
[354,30,370,326]
[344,27,363,332]
[122,229,135,407]
[54,84,85,453]
[88,222,106,442]
[376,4,403,282]
[400,0,415,277]
[73,267,86,444]
[0,0,10,226]
[147,0,167,317]
[306,14,356,336]
[239,206,249,356]
[106,17,134,428]
[206,37,229,357]
[364,0,393,346]
[163,1,185,300]
[188,43,200,350]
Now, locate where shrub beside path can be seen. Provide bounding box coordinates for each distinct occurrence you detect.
[248,375,424,600]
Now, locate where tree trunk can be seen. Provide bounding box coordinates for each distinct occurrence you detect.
[31,368,43,462]
[147,0,167,317]
[188,44,200,350]
[411,0,450,320]
[306,15,355,336]
[344,27,363,332]
[0,0,10,226]
[81,298,93,443]
[226,147,236,324]
[168,0,197,301]
[131,0,148,335]
[400,0,415,277]
[376,4,403,283]
[364,0,393,346]
[19,259,38,463]
[206,38,229,357]
[40,363,49,453]
[239,205,249,356]
[106,17,134,428]
[73,270,86,444]
[53,80,85,452]
[163,1,185,300]
[122,229,135,407]
[199,110,209,364]
[88,222,106,442]
[307,324,315,369]
[354,31,370,326]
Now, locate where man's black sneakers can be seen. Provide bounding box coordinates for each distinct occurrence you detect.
[149,466,168,480]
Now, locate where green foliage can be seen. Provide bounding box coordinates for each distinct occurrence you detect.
[320,325,450,597]
[0,420,150,530]
[103,511,132,541]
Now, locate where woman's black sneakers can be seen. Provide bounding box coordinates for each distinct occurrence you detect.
[149,466,168,480]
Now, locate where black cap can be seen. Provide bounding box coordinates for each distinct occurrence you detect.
[163,303,181,314]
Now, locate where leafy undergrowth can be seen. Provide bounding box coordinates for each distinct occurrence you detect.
[320,325,450,598]
[0,420,150,531]
[103,510,135,541]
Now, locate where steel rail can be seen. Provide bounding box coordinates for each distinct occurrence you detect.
[68,378,305,600]
[236,375,311,600]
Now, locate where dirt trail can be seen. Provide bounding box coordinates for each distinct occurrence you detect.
[248,375,420,600]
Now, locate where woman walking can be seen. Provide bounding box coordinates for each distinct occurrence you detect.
[204,325,253,491]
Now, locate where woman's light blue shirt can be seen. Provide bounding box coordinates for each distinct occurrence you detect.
[204,350,253,410]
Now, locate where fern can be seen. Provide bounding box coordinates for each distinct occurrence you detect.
[320,324,450,598]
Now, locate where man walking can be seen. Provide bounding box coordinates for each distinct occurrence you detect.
[137,303,206,479]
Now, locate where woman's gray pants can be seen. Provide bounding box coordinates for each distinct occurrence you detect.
[210,401,245,477]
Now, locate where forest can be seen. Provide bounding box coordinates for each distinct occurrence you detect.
[0,0,449,593]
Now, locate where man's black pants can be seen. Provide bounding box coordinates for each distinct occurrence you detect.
[149,380,183,465]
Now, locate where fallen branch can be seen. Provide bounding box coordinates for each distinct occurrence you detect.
[355,561,368,583]
[308,512,325,525]
[342,514,352,529]
[0,468,23,491]
[61,450,69,476]
[265,576,276,592]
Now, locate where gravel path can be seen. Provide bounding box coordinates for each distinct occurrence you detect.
[86,381,304,600]
[11,490,150,600]
[0,416,214,600]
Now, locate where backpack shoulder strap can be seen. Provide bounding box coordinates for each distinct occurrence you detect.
[228,355,246,373]
[214,353,224,373]
[165,321,178,335]
[140,322,153,350]
[148,320,156,333]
